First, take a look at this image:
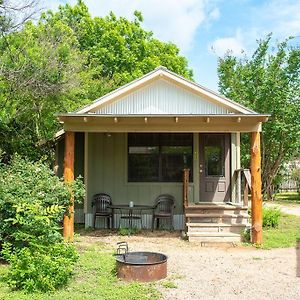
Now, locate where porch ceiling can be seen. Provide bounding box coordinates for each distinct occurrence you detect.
[57,114,269,133]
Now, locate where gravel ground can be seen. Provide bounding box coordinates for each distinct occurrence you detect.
[265,202,300,216]
[80,231,300,300]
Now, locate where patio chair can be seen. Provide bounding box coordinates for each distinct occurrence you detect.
[152,194,175,231]
[92,193,113,229]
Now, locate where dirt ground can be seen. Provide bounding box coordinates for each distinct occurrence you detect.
[79,231,300,300]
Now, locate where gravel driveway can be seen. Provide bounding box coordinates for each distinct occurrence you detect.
[81,232,300,300]
[265,202,300,216]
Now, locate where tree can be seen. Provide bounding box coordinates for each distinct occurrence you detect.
[43,0,193,87]
[0,0,40,34]
[218,34,300,199]
[0,19,84,160]
[0,0,193,161]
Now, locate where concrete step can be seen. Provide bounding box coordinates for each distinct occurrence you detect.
[186,222,248,234]
[187,231,242,243]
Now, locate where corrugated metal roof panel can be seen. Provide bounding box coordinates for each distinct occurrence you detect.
[96,79,230,115]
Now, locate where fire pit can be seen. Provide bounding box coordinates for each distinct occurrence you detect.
[115,242,168,282]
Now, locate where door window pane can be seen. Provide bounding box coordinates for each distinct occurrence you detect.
[204,136,224,176]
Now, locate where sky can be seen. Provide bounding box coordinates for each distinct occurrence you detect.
[43,0,300,91]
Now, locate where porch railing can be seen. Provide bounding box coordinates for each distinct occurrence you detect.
[183,169,189,208]
[182,168,251,207]
[235,168,251,206]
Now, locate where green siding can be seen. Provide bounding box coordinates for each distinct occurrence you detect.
[86,133,195,214]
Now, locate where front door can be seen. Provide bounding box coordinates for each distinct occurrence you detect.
[199,134,230,202]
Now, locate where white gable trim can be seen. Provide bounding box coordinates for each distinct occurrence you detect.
[76,67,256,115]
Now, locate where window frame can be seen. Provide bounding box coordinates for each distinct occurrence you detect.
[127,133,193,183]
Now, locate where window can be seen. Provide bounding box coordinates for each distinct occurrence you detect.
[128,133,193,182]
[204,135,225,176]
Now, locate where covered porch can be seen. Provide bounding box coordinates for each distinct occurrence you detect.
[56,67,269,243]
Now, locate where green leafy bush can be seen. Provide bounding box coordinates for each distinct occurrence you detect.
[2,243,78,293]
[0,155,85,292]
[0,155,84,250]
[263,207,281,228]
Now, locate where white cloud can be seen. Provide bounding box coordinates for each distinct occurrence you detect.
[210,30,245,57]
[259,0,300,38]
[208,7,220,21]
[42,0,220,54]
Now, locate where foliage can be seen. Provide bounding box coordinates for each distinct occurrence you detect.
[0,155,85,250]
[0,243,160,299]
[0,0,39,34]
[263,213,300,249]
[2,243,78,293]
[161,280,177,289]
[0,18,84,161]
[218,34,300,199]
[291,167,300,192]
[263,207,281,228]
[118,227,141,236]
[0,155,84,292]
[0,0,192,162]
[274,192,300,204]
[241,228,251,243]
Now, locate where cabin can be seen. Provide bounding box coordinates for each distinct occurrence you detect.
[56,66,269,243]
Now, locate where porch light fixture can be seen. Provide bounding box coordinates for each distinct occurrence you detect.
[106,132,112,138]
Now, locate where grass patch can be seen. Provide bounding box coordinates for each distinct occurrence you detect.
[273,192,300,204]
[263,213,300,249]
[118,227,141,236]
[0,243,160,300]
[161,280,177,289]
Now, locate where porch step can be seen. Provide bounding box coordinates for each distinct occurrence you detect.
[186,222,248,234]
[187,232,242,243]
[185,204,248,215]
[185,213,249,225]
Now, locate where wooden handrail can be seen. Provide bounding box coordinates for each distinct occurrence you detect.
[183,169,189,208]
[234,168,251,206]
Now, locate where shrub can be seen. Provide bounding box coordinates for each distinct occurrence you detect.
[2,242,78,293]
[0,155,85,292]
[0,155,85,250]
[263,207,281,228]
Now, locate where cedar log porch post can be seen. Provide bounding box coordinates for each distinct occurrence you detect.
[63,131,75,241]
[250,131,263,244]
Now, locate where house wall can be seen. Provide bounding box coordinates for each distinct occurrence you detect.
[83,132,240,229]
[84,132,196,228]
[57,131,240,228]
